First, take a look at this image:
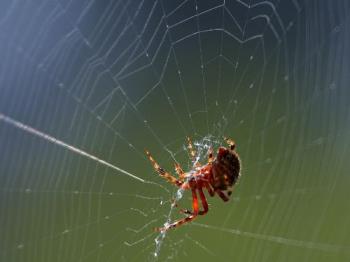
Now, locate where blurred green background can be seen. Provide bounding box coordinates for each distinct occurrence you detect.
[1,0,350,261]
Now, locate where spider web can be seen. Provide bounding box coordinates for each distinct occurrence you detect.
[1,0,350,261]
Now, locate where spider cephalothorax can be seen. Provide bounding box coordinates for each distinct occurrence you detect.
[146,137,241,231]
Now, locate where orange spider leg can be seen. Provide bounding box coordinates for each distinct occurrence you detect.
[194,188,209,215]
[157,189,199,231]
[174,162,186,181]
[146,150,182,186]
[187,137,201,167]
[187,137,196,161]
[224,137,236,150]
[208,147,214,164]
[178,187,209,216]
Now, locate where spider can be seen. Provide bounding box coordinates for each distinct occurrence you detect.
[146,137,241,231]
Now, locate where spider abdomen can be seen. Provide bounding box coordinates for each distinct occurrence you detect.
[211,148,241,193]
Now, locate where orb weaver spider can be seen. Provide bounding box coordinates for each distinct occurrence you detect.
[146,137,241,231]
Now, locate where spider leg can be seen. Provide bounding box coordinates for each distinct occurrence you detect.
[146,150,182,186]
[174,163,186,181]
[208,147,214,164]
[224,137,236,150]
[187,137,196,161]
[204,181,215,197]
[197,187,209,215]
[179,187,209,216]
[215,189,229,202]
[156,189,199,231]
[187,137,201,167]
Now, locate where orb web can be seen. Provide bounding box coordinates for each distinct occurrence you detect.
[1,0,350,261]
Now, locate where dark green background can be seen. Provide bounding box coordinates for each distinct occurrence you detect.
[1,0,350,261]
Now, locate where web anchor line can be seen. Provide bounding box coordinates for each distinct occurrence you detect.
[0,112,145,183]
